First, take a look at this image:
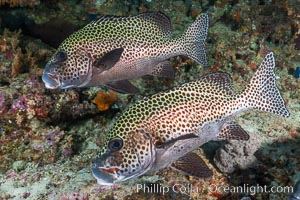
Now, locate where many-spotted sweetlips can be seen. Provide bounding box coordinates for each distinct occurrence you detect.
[42,12,209,93]
[92,52,290,185]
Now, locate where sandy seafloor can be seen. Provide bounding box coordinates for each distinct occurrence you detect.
[0,0,299,199]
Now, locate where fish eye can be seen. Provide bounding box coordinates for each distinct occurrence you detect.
[56,51,67,62]
[108,137,123,151]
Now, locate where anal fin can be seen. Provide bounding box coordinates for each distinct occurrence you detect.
[105,80,139,94]
[218,121,249,141]
[151,61,175,78]
[170,152,212,178]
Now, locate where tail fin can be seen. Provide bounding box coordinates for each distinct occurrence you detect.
[181,13,209,66]
[240,52,290,117]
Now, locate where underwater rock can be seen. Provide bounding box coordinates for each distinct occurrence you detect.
[12,160,26,172]
[0,11,82,48]
[0,0,39,7]
[58,192,89,200]
[22,17,82,48]
[214,131,261,173]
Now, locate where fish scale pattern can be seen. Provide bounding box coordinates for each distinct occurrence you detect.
[43,12,209,89]
[100,75,238,174]
[95,53,289,184]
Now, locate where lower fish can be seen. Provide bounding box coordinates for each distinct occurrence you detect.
[92,52,290,185]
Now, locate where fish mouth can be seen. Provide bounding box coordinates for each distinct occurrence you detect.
[92,141,156,185]
[42,72,61,89]
[92,157,120,186]
[42,63,61,89]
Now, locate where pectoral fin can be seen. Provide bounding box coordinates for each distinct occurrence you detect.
[105,80,139,94]
[151,61,175,78]
[156,133,198,149]
[170,152,212,178]
[93,47,124,72]
[217,121,249,141]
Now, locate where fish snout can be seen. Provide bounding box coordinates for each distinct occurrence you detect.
[42,73,60,89]
[42,64,61,89]
[92,157,118,186]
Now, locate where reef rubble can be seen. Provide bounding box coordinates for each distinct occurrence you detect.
[0,0,299,199]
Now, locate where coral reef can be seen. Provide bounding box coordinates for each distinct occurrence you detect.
[0,0,39,7]
[0,29,104,173]
[0,29,24,82]
[0,0,299,199]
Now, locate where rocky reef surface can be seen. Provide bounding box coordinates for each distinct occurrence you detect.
[0,0,299,199]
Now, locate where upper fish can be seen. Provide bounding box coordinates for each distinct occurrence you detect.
[42,12,209,93]
[92,52,290,185]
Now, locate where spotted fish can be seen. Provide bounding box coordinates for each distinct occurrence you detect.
[92,52,290,185]
[42,12,209,93]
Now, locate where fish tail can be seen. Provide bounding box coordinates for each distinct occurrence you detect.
[180,13,209,66]
[240,52,290,117]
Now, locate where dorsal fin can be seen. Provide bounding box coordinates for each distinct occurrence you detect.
[198,72,233,95]
[87,12,172,38]
[137,12,172,38]
[87,14,125,26]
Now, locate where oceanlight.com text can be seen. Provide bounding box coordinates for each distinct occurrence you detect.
[209,184,293,196]
[136,183,294,196]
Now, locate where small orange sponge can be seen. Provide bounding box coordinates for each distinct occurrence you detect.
[92,91,117,111]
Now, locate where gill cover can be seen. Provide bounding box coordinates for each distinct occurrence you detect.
[92,130,155,185]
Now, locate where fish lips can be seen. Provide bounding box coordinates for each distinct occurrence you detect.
[42,73,60,89]
[92,150,156,185]
[92,134,156,185]
[42,63,61,89]
[92,156,119,186]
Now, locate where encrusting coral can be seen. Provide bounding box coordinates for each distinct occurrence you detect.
[0,0,39,7]
[0,29,101,173]
[0,0,299,199]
